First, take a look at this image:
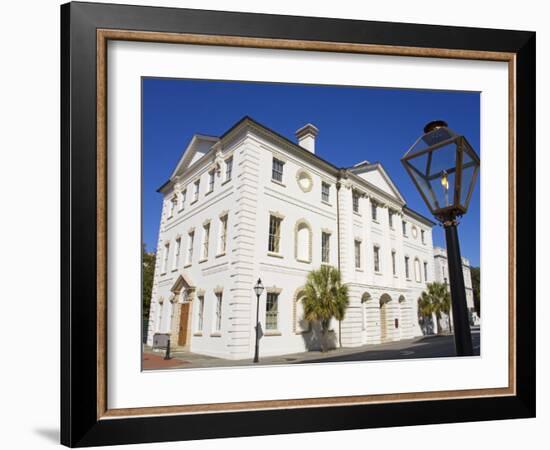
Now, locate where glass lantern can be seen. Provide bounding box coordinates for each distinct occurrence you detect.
[401,120,480,222]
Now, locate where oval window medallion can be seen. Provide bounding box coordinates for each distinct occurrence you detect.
[296,170,313,193]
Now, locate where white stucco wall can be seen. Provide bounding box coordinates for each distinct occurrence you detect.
[146,119,452,359]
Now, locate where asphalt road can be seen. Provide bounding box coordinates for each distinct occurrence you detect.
[300,328,480,364]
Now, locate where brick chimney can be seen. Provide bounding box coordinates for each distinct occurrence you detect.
[295,123,319,154]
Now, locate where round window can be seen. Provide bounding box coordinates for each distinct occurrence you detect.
[296,170,313,193]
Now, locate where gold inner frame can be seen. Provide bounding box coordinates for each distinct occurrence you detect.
[96,29,516,420]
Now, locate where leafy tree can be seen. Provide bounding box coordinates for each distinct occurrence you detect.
[142,244,156,321]
[302,265,349,351]
[418,282,452,334]
[470,266,480,317]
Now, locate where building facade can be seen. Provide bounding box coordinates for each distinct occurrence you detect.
[146,116,445,360]
[433,247,479,327]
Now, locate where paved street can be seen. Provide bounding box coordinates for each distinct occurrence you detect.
[301,327,480,364]
[143,327,480,370]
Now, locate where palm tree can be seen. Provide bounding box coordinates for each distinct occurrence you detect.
[418,282,451,334]
[302,265,349,351]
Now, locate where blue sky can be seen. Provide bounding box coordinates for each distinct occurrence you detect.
[143,78,480,267]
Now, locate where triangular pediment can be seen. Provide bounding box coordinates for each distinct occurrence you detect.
[350,162,406,204]
[170,134,219,179]
[170,272,195,294]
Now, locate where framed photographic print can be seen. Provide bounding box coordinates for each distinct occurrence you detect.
[61,1,535,447]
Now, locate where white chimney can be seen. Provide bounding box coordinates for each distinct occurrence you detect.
[295,123,319,154]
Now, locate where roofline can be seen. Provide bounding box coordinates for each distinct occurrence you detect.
[221,116,340,171]
[346,171,405,207]
[403,206,437,226]
[156,179,171,193]
[348,161,407,205]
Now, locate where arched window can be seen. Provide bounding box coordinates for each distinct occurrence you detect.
[295,220,312,263]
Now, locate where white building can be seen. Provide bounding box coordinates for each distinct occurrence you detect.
[433,247,479,327]
[145,116,445,359]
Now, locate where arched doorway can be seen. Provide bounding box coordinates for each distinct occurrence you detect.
[361,292,378,344]
[169,272,196,348]
[379,294,393,343]
[398,295,410,340]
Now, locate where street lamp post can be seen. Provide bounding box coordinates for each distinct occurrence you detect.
[253,278,264,363]
[401,120,480,356]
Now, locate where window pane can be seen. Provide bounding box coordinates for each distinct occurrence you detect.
[266,293,278,330]
[202,224,210,258]
[208,170,215,192]
[322,232,330,263]
[225,157,233,180]
[322,182,330,202]
[198,296,204,331]
[272,158,284,182]
[268,215,281,253]
[215,293,222,331]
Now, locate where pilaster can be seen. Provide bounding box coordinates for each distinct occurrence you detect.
[227,142,260,359]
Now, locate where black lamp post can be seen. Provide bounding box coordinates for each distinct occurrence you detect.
[253,278,264,363]
[401,120,480,356]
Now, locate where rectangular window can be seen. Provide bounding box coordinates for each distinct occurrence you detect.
[225,156,233,181]
[193,179,200,202]
[197,295,204,332]
[272,157,284,182]
[424,262,428,281]
[179,189,186,211]
[186,231,194,265]
[215,292,222,332]
[402,220,407,236]
[321,232,330,263]
[352,191,359,213]
[268,215,282,253]
[173,238,181,270]
[208,169,215,193]
[405,256,410,279]
[201,223,210,259]
[168,197,176,218]
[321,182,330,203]
[373,246,380,272]
[389,210,394,229]
[219,214,228,254]
[421,229,426,244]
[371,202,378,221]
[392,251,396,275]
[355,240,361,269]
[161,243,170,273]
[415,259,421,282]
[266,293,279,330]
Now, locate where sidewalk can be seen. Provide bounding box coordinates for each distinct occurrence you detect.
[142,329,478,370]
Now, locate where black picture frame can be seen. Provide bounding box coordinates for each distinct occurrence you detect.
[61,1,535,447]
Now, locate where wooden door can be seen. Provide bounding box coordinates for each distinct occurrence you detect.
[178,303,190,346]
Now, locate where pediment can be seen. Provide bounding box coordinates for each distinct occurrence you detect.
[170,134,219,179]
[170,272,195,294]
[350,162,406,204]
